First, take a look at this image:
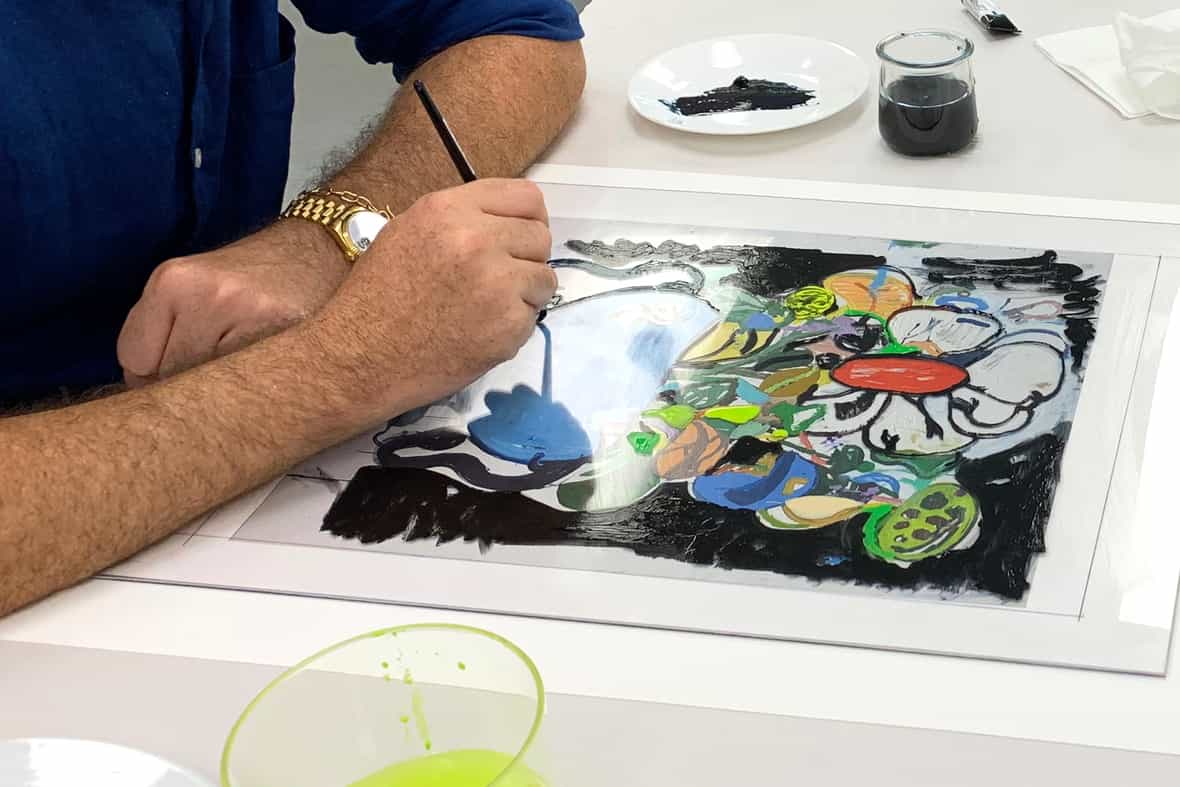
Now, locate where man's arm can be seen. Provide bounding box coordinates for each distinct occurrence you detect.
[330,35,586,212]
[117,35,585,383]
[1,179,556,618]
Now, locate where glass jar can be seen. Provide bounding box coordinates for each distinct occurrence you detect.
[877,30,978,156]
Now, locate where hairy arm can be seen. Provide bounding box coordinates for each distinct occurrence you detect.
[327,35,586,210]
[118,34,584,382]
[0,326,360,617]
[3,176,556,619]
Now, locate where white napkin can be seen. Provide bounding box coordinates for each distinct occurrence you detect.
[1036,9,1180,119]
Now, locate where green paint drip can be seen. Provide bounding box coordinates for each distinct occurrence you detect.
[626,431,659,455]
[346,749,544,787]
[411,689,431,752]
[381,661,390,670]
[702,404,760,425]
[457,661,467,671]
[399,715,410,724]
[643,404,696,429]
[402,669,414,685]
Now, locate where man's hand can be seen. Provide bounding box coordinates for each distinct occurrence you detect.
[116,220,349,386]
[307,178,556,423]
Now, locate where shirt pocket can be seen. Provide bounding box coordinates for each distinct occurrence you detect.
[203,14,297,247]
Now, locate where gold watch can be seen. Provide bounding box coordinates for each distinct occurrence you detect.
[283,189,394,262]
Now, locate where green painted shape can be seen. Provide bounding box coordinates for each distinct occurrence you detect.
[730,421,770,440]
[784,286,837,319]
[627,431,660,455]
[872,342,921,356]
[861,504,897,562]
[870,450,960,480]
[872,483,980,563]
[703,404,761,424]
[643,404,696,429]
[702,418,737,435]
[769,402,827,436]
[557,439,660,512]
[678,379,737,409]
[827,445,866,476]
[845,309,905,347]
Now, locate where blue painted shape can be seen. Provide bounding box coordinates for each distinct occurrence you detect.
[869,267,889,293]
[462,290,720,466]
[742,312,777,330]
[691,451,818,510]
[468,384,592,463]
[469,323,593,463]
[851,472,902,497]
[935,295,990,311]
[735,378,770,405]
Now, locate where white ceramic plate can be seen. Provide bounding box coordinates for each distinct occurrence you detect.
[0,739,214,787]
[629,34,870,135]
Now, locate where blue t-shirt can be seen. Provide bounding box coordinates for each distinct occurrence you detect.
[0,0,582,406]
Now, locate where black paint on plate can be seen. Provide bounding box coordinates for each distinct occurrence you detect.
[661,75,816,117]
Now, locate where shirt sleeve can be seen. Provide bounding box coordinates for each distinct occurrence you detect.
[291,0,584,82]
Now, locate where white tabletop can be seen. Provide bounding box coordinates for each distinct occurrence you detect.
[5,0,1180,780]
[545,0,1180,204]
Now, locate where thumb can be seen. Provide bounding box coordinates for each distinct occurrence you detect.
[117,295,176,379]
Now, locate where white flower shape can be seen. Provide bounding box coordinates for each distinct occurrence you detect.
[803,306,1066,455]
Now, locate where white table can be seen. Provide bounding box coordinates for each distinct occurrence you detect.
[5,0,1180,783]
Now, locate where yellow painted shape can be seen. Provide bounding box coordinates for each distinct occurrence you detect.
[681,321,739,361]
[760,366,820,397]
[783,496,864,527]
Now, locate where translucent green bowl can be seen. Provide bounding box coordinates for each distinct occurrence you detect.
[221,624,546,787]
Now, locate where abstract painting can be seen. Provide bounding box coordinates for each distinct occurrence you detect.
[242,224,1111,601]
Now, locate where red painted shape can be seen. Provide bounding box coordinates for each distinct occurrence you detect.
[831,357,968,395]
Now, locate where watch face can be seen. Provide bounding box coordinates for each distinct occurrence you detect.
[345,211,389,253]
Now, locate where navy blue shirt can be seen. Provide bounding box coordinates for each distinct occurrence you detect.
[1,1,582,406]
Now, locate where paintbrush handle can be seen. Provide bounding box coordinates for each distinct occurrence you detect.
[413,79,478,183]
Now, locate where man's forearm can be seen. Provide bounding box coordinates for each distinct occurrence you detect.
[187,35,583,282]
[0,323,370,617]
[330,35,586,213]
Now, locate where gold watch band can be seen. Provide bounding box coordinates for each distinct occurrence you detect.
[283,189,394,262]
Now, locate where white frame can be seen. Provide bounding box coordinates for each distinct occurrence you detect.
[107,169,1180,675]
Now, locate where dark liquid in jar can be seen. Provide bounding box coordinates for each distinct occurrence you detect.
[878,76,978,156]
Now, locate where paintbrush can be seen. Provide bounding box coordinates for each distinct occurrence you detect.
[413,79,549,323]
[414,79,478,182]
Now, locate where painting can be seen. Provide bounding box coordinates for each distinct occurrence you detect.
[227,222,1105,603]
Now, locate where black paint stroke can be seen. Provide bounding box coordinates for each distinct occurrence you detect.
[547,259,707,305]
[565,238,704,262]
[374,428,587,492]
[661,76,816,117]
[721,247,889,298]
[324,428,1067,599]
[922,251,1101,371]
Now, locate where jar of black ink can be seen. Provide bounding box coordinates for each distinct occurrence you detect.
[877,30,978,156]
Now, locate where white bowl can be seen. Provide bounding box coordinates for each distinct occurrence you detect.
[0,739,214,787]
